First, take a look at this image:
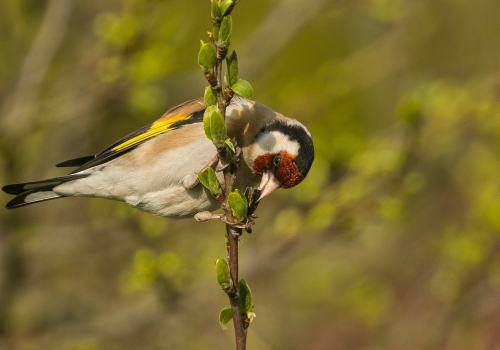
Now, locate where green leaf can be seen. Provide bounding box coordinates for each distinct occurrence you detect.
[200,40,205,48]
[213,24,220,41]
[198,168,221,198]
[211,0,221,20]
[234,188,248,208]
[203,107,214,140]
[215,258,232,290]
[228,191,248,223]
[198,43,216,74]
[219,0,233,16]
[219,307,233,331]
[204,86,216,107]
[238,279,253,313]
[218,15,232,45]
[225,50,238,86]
[204,105,227,145]
[210,114,227,145]
[206,166,221,195]
[231,80,253,98]
[198,171,210,190]
[203,105,227,145]
[224,138,235,153]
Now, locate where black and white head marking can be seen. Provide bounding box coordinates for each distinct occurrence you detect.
[254,118,314,177]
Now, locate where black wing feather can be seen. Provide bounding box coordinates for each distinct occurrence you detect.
[54,102,206,174]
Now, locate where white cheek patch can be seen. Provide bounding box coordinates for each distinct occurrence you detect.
[254,131,300,158]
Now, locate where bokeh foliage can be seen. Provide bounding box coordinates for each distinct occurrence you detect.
[2,0,500,349]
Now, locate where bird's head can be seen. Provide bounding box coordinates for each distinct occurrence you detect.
[248,118,314,201]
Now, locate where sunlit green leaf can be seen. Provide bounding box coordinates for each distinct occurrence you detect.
[219,307,233,331]
[204,86,216,107]
[224,138,236,153]
[215,258,232,291]
[238,279,253,313]
[203,105,227,145]
[198,43,216,74]
[219,15,232,45]
[211,109,227,144]
[213,24,220,41]
[206,166,221,195]
[228,191,248,223]
[234,189,248,209]
[226,50,238,86]
[232,80,253,98]
[203,106,214,140]
[203,105,226,145]
[198,171,210,190]
[219,0,233,16]
[211,0,221,20]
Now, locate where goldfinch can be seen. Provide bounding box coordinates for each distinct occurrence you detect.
[2,97,314,219]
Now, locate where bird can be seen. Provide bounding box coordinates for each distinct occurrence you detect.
[2,97,314,219]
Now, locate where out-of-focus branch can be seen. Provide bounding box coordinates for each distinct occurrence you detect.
[165,0,331,101]
[2,0,77,137]
[237,0,331,77]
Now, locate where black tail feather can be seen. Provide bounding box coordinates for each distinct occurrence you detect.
[55,155,96,168]
[2,174,89,196]
[6,189,61,209]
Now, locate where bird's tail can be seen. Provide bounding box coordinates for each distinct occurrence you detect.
[2,174,89,209]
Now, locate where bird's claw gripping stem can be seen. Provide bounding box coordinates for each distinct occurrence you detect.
[194,211,223,222]
[219,215,256,234]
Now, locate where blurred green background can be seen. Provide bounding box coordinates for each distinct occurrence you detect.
[2,0,500,349]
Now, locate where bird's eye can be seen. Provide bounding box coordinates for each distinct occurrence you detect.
[273,154,281,166]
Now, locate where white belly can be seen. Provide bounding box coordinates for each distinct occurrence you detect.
[53,129,221,219]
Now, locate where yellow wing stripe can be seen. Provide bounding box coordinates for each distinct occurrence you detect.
[111,114,192,152]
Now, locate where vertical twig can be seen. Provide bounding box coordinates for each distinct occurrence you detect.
[227,226,246,349]
[215,41,247,350]
[199,2,253,349]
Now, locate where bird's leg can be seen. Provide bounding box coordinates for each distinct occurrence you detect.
[194,211,224,222]
[219,214,256,234]
[182,153,220,189]
[200,153,220,173]
[216,187,261,233]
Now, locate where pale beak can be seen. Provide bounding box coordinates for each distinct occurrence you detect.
[258,171,282,201]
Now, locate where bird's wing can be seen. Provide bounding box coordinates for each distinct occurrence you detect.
[64,99,206,174]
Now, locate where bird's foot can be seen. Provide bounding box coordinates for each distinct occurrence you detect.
[200,154,219,173]
[219,214,257,234]
[182,173,200,189]
[194,211,224,222]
